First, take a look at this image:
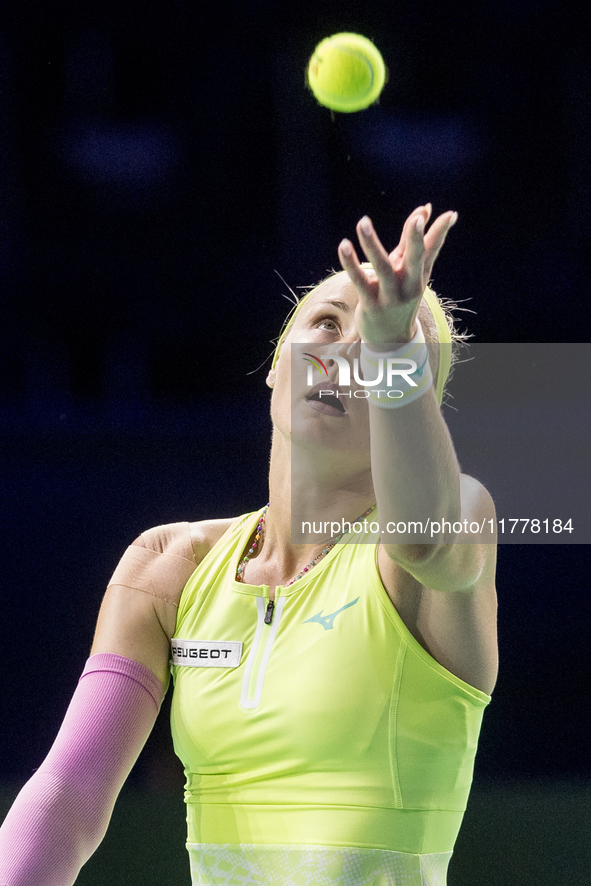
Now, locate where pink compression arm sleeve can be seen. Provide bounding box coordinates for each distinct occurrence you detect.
[0,653,164,886]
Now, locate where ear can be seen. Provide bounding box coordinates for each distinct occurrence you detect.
[266,367,277,389]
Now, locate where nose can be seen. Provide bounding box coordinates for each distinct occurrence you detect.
[323,338,360,367]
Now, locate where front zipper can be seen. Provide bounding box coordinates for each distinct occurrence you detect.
[264,599,275,624]
[240,595,285,710]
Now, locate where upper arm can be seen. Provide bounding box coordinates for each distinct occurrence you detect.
[378,476,498,694]
[91,519,236,688]
[90,522,198,688]
[382,473,497,593]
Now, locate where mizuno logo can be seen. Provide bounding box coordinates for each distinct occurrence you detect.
[303,597,360,631]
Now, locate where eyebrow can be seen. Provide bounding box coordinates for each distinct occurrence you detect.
[314,299,352,313]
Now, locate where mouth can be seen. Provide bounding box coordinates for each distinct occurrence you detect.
[305,390,347,416]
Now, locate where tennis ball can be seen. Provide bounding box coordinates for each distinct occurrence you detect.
[307,33,386,113]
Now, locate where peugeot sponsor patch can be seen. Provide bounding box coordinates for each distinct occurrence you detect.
[171,638,243,668]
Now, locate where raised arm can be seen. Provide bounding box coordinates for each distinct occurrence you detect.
[338,207,495,591]
[338,208,498,695]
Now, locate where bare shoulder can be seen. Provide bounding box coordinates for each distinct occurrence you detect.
[136,517,235,558]
[111,516,240,604]
[188,516,240,564]
[91,515,241,686]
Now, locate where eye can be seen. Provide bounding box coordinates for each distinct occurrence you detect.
[315,315,340,332]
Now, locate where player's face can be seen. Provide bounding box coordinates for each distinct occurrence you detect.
[267,272,372,459]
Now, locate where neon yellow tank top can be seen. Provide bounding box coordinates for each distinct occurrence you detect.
[170,508,491,885]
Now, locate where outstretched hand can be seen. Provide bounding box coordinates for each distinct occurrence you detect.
[338,204,457,346]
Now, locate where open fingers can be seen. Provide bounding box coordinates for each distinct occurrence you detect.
[390,205,429,265]
[402,213,427,288]
[338,237,376,302]
[356,216,396,286]
[396,206,458,285]
[339,215,397,304]
[339,206,457,305]
[424,211,458,280]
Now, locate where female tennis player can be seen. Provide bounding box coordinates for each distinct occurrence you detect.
[0,204,498,886]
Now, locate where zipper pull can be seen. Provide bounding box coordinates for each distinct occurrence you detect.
[264,599,275,625]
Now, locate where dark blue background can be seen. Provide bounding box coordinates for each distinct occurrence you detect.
[1,0,589,786]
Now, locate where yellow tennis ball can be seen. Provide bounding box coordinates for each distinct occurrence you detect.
[307,33,386,113]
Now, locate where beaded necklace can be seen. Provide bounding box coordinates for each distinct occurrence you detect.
[236,502,377,623]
